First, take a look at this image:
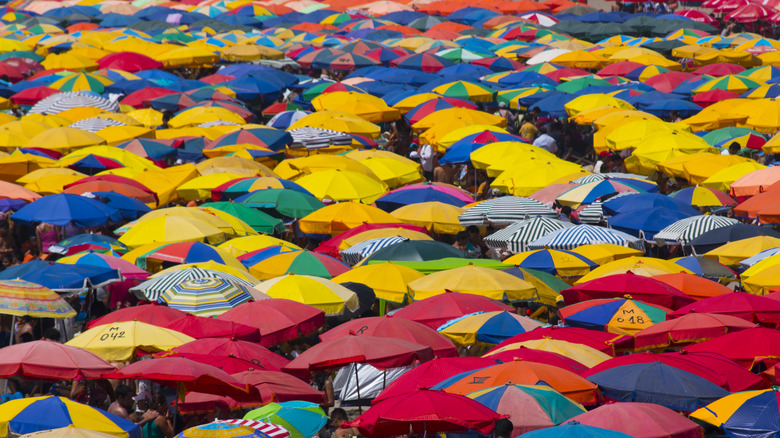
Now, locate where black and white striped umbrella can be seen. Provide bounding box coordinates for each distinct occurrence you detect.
[340,236,408,266]
[571,173,649,184]
[288,127,353,149]
[130,267,256,301]
[528,224,645,251]
[69,117,125,133]
[29,92,119,115]
[486,217,575,253]
[459,196,557,226]
[654,215,738,245]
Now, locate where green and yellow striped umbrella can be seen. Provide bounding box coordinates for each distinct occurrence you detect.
[432,80,496,103]
[159,277,258,317]
[692,74,762,94]
[50,72,113,93]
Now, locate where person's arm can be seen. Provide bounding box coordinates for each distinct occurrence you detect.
[155,412,174,438]
[322,380,334,409]
[34,227,42,255]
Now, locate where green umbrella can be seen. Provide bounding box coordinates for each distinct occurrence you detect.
[436,48,490,63]
[702,127,764,147]
[641,39,687,56]
[408,15,448,31]
[153,31,197,43]
[586,23,635,42]
[245,402,327,438]
[555,77,612,94]
[204,202,285,234]
[0,51,43,62]
[238,189,325,219]
[368,257,509,274]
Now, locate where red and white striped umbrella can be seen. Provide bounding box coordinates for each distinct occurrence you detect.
[218,419,290,438]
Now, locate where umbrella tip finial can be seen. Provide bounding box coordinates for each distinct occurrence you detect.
[623,294,632,300]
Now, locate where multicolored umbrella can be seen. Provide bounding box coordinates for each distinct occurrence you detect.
[176,422,273,438]
[437,311,546,346]
[559,298,670,336]
[0,279,76,318]
[159,277,259,317]
[691,388,780,438]
[504,249,598,279]
[238,249,350,280]
[244,402,327,438]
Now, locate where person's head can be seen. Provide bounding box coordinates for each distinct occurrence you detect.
[455,231,468,245]
[537,126,547,135]
[466,225,480,239]
[560,206,572,217]
[669,110,679,119]
[498,102,506,109]
[150,393,168,413]
[43,328,60,342]
[729,142,741,155]
[330,408,349,428]
[494,418,513,438]
[115,385,134,410]
[530,107,541,116]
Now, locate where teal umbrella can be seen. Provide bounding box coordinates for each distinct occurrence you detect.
[204,202,285,234]
[244,402,327,438]
[236,189,325,219]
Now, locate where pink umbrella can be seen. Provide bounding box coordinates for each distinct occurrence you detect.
[161,314,262,343]
[684,327,780,370]
[674,9,719,24]
[565,403,703,438]
[391,183,475,204]
[618,313,755,351]
[668,293,780,327]
[725,2,773,21]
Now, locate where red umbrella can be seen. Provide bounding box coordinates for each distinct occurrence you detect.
[348,389,500,437]
[692,89,741,108]
[597,61,644,77]
[98,52,163,72]
[726,2,773,21]
[546,68,590,82]
[313,223,428,259]
[167,354,265,374]
[216,299,324,347]
[668,293,780,327]
[103,357,253,398]
[120,88,178,109]
[63,180,157,205]
[582,351,764,392]
[684,326,780,369]
[490,326,618,356]
[85,302,187,329]
[484,346,590,375]
[713,0,751,12]
[675,9,719,24]
[693,62,746,77]
[161,314,262,343]
[159,337,290,372]
[200,73,236,85]
[652,273,733,301]
[562,274,695,310]
[391,291,515,330]
[615,313,755,351]
[0,339,116,380]
[283,333,434,379]
[64,175,156,200]
[319,316,457,358]
[10,86,61,106]
[372,357,496,404]
[564,403,703,438]
[644,71,697,93]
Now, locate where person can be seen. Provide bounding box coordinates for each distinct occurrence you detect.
[494,102,516,131]
[15,316,34,343]
[330,408,359,438]
[311,372,334,415]
[433,162,454,184]
[466,225,489,259]
[108,385,136,420]
[558,206,573,223]
[141,393,174,438]
[519,114,537,140]
[452,231,469,252]
[494,418,513,438]
[419,141,434,181]
[722,141,741,155]
[35,223,58,257]
[42,327,60,342]
[533,127,558,155]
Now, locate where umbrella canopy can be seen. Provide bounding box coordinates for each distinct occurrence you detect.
[669,293,780,326]
[217,299,324,347]
[253,275,357,316]
[0,279,75,318]
[0,340,115,380]
[85,303,187,329]
[437,311,545,346]
[559,298,670,336]
[11,193,121,227]
[492,326,621,357]
[684,327,780,369]
[504,249,598,279]
[244,402,328,438]
[627,313,755,351]
[162,338,289,372]
[159,277,257,317]
[519,423,634,438]
[485,338,612,368]
[332,262,424,304]
[691,388,780,438]
[564,403,703,438]
[175,423,273,438]
[65,320,194,362]
[0,397,139,438]
[392,291,515,329]
[562,273,695,310]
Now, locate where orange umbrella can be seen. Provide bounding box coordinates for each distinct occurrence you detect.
[729,166,780,198]
[652,273,734,301]
[734,188,780,219]
[0,181,42,202]
[433,359,601,406]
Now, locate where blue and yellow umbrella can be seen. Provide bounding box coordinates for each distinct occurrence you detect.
[177,422,272,438]
[503,249,598,280]
[437,311,546,346]
[691,388,780,438]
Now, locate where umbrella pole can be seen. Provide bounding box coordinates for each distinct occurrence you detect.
[354,365,362,414]
[382,371,386,390]
[9,315,15,346]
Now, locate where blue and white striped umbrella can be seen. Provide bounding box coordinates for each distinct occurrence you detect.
[528,224,645,251]
[486,217,575,253]
[339,236,409,266]
[267,110,311,129]
[459,196,557,227]
[740,247,780,268]
[653,215,738,245]
[159,277,259,317]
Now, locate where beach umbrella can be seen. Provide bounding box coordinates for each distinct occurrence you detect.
[559,298,670,336]
[575,257,691,283]
[84,303,185,330]
[359,240,466,264]
[563,274,695,310]
[58,252,148,282]
[521,423,634,438]
[392,291,515,329]
[654,215,739,245]
[129,241,243,272]
[295,169,387,204]
[0,340,115,380]
[0,397,140,438]
[332,262,423,304]
[236,189,324,219]
[158,315,262,343]
[320,316,456,357]
[159,277,257,317]
[684,327,780,369]
[161,338,289,372]
[486,218,575,254]
[239,249,349,280]
[504,249,597,279]
[691,388,780,438]
[564,403,703,438]
[11,193,121,227]
[528,225,644,251]
[627,313,755,351]
[668,186,737,207]
[458,196,557,226]
[485,336,611,368]
[0,279,76,319]
[104,357,252,398]
[652,273,733,300]
[244,402,327,438]
[175,423,273,438]
[408,264,537,302]
[437,311,545,346]
[668,293,780,326]
[569,244,642,265]
[66,320,194,362]
[0,261,120,293]
[706,236,780,266]
[390,202,464,234]
[492,326,619,357]
[253,275,357,316]
[119,216,226,249]
[687,223,780,254]
[217,299,324,348]
[348,389,499,436]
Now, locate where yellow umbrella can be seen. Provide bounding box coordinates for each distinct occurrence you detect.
[274,155,377,180]
[65,320,194,362]
[59,146,160,171]
[549,50,606,69]
[392,92,444,113]
[96,126,154,146]
[253,274,359,316]
[564,94,634,117]
[20,168,86,195]
[470,141,553,171]
[195,156,277,177]
[296,169,388,204]
[504,249,598,279]
[391,201,465,235]
[348,149,421,171]
[198,207,259,238]
[332,262,423,304]
[592,110,660,131]
[299,201,398,235]
[407,264,537,302]
[220,44,284,61]
[485,153,566,179]
[412,107,505,131]
[127,108,163,128]
[41,53,98,71]
[25,127,105,152]
[218,236,301,257]
[569,244,644,265]
[130,206,234,234]
[156,127,224,141]
[704,236,780,266]
[0,152,54,182]
[626,131,715,175]
[437,125,509,150]
[289,111,381,138]
[359,157,422,188]
[657,153,722,180]
[338,228,432,250]
[119,216,226,249]
[168,107,246,128]
[56,108,107,123]
[730,98,780,134]
[135,164,199,206]
[701,161,767,191]
[603,120,691,152]
[491,161,589,196]
[574,257,692,284]
[176,172,245,201]
[485,338,611,368]
[311,91,401,123]
[157,46,219,68]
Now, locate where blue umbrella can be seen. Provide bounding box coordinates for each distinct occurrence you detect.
[11,194,122,227]
[495,71,559,87]
[0,199,27,212]
[177,422,272,438]
[586,362,729,412]
[379,10,426,24]
[607,207,696,239]
[88,191,152,220]
[601,193,699,216]
[521,423,634,438]
[0,260,120,290]
[375,187,467,212]
[644,99,701,117]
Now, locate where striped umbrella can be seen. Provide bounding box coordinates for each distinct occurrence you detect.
[459,197,557,227]
[287,127,353,149]
[69,118,125,133]
[131,267,257,302]
[159,277,260,317]
[339,236,408,266]
[575,192,638,225]
[29,92,119,114]
[654,215,739,245]
[218,420,290,438]
[0,279,76,319]
[486,218,575,253]
[528,225,645,251]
